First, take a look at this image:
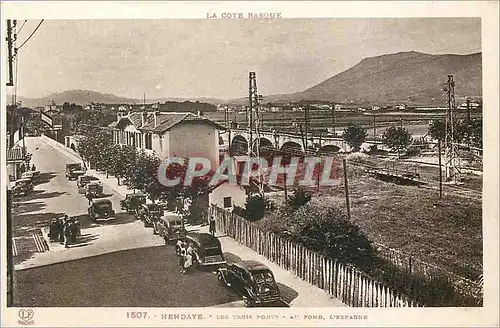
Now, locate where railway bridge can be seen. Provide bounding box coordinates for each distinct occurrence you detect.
[220,128,382,156]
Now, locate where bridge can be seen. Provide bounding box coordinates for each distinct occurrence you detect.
[220,128,382,156]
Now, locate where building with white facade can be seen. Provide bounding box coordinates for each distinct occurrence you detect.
[109,111,224,169]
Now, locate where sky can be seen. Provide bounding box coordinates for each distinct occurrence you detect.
[11,18,481,100]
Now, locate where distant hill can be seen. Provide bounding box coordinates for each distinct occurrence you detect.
[229,51,482,106]
[10,90,226,107]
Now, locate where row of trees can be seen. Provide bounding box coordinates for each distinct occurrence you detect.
[76,127,212,223]
[342,118,482,157]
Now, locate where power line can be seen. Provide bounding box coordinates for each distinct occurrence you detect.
[17,20,28,34]
[16,19,44,51]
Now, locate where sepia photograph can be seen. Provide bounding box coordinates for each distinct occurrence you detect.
[1,1,498,327]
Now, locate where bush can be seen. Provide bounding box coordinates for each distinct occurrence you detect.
[244,194,267,221]
[288,188,312,209]
[287,204,376,268]
[405,146,421,158]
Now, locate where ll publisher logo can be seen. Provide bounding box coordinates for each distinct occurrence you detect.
[18,309,35,325]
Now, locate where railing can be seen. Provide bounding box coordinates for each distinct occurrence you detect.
[211,205,420,307]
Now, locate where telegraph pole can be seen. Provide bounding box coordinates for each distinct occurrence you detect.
[445,74,458,182]
[343,159,351,219]
[466,98,471,150]
[331,104,336,136]
[373,115,376,140]
[438,140,443,198]
[6,20,14,86]
[304,106,310,150]
[248,72,264,196]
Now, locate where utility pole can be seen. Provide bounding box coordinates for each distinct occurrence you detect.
[373,115,376,140]
[343,159,351,219]
[248,72,264,196]
[445,74,458,182]
[304,106,310,149]
[438,140,443,198]
[6,20,14,86]
[331,104,336,136]
[466,98,471,150]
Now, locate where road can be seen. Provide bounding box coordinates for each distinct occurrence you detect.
[13,136,327,307]
[12,137,242,307]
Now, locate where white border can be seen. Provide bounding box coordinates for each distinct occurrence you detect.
[1,1,498,327]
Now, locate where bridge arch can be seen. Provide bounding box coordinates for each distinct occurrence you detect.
[230,135,248,155]
[252,137,274,156]
[317,144,341,155]
[280,141,303,155]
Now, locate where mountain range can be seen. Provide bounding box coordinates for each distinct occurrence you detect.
[10,51,481,108]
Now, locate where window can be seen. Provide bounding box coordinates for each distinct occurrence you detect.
[223,197,232,208]
[145,133,152,150]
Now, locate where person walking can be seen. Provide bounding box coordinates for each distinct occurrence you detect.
[75,218,81,239]
[183,250,193,275]
[31,164,36,172]
[179,242,187,273]
[86,193,93,206]
[209,216,216,236]
[70,220,77,243]
[64,222,72,248]
[175,240,183,257]
[58,218,65,245]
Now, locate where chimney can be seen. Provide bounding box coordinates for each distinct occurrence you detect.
[141,111,146,127]
[153,111,158,128]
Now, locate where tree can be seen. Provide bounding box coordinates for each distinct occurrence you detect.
[428,119,468,145]
[343,123,368,152]
[469,119,482,148]
[244,194,267,222]
[288,188,312,210]
[382,126,413,158]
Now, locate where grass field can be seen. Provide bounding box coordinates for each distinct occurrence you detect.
[264,165,482,280]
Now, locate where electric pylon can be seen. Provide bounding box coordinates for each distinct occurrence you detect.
[247,72,264,196]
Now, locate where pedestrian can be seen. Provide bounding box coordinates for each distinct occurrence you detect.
[31,164,36,172]
[49,219,58,242]
[70,220,77,243]
[75,218,81,239]
[58,218,65,245]
[209,216,216,236]
[175,239,183,257]
[64,222,72,248]
[179,243,187,272]
[87,193,93,206]
[183,251,193,274]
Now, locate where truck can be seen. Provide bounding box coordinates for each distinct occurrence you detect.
[66,163,86,181]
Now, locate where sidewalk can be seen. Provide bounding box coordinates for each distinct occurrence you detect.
[40,136,347,307]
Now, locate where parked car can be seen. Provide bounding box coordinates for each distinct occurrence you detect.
[185,233,226,266]
[88,199,115,222]
[85,182,104,198]
[157,212,186,242]
[217,260,283,307]
[21,170,40,182]
[138,203,164,228]
[120,192,146,215]
[66,163,86,181]
[12,178,34,197]
[77,175,100,189]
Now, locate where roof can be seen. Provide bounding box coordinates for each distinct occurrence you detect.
[160,213,182,223]
[126,192,146,197]
[6,148,25,162]
[234,260,270,272]
[93,199,112,205]
[186,232,221,246]
[141,112,225,133]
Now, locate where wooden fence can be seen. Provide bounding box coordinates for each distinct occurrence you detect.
[211,205,420,307]
[373,243,483,300]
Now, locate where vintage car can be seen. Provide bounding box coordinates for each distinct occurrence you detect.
[185,233,226,266]
[217,260,283,307]
[77,175,100,188]
[21,170,40,182]
[88,199,115,222]
[138,203,165,228]
[12,178,34,197]
[157,212,186,242]
[120,192,146,215]
[66,163,86,181]
[85,182,104,198]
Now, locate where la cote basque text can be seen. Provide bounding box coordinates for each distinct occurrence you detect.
[207,12,282,19]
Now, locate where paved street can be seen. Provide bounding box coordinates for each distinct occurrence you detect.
[13,136,346,308]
